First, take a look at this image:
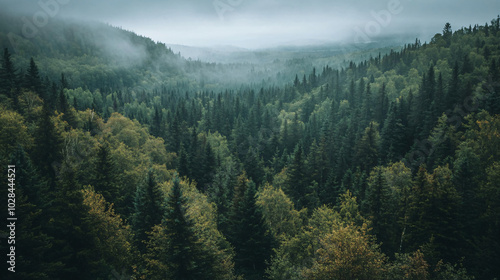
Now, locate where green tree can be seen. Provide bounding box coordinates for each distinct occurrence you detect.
[92,141,119,205]
[381,103,406,164]
[301,224,387,280]
[157,175,212,279]
[81,186,135,279]
[406,166,461,265]
[354,122,380,173]
[132,170,164,253]
[0,48,18,99]
[145,175,238,280]
[42,169,98,278]
[6,146,59,279]
[32,103,62,184]
[25,57,43,96]
[365,166,394,253]
[442,23,452,46]
[285,143,309,209]
[228,172,274,279]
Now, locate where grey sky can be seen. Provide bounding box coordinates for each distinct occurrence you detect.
[2,0,499,48]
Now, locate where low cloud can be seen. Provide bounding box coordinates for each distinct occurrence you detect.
[1,0,498,48]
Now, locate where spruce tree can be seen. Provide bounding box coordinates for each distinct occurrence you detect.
[33,103,62,185]
[132,170,164,253]
[43,169,98,278]
[354,122,380,173]
[227,172,274,280]
[92,141,119,205]
[0,48,17,98]
[286,143,309,209]
[8,146,59,279]
[163,175,213,279]
[25,57,43,96]
[365,167,394,254]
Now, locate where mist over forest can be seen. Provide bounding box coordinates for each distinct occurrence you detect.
[1,1,500,280]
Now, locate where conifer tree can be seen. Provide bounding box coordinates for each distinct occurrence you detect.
[381,103,405,164]
[25,57,43,96]
[8,146,59,279]
[132,170,164,253]
[43,169,98,278]
[228,172,274,280]
[92,141,119,205]
[162,175,213,279]
[286,143,309,209]
[0,48,17,98]
[177,143,190,178]
[354,122,380,173]
[33,103,62,184]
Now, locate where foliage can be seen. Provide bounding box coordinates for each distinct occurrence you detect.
[1,15,500,279]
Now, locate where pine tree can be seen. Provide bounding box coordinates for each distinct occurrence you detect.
[243,146,265,186]
[406,166,461,264]
[365,166,396,254]
[177,143,190,178]
[0,48,17,98]
[43,169,98,278]
[162,175,213,279]
[354,122,380,173]
[58,85,77,128]
[227,172,274,280]
[199,141,216,191]
[132,170,164,253]
[92,141,119,205]
[381,103,405,164]
[443,23,452,46]
[7,146,59,279]
[285,143,309,209]
[376,83,389,124]
[25,57,43,96]
[152,107,163,138]
[33,103,62,184]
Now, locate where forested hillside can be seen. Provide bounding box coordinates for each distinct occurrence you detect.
[1,13,500,280]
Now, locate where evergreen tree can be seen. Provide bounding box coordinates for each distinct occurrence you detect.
[151,107,163,138]
[177,143,190,178]
[92,141,119,205]
[443,23,452,46]
[7,146,59,279]
[0,48,17,98]
[448,61,460,106]
[32,103,62,184]
[381,103,406,164]
[354,122,380,173]
[199,141,216,191]
[227,172,274,280]
[285,143,309,209]
[243,146,265,186]
[43,169,99,278]
[58,85,77,128]
[162,175,213,279]
[25,57,43,96]
[132,170,164,253]
[364,166,397,254]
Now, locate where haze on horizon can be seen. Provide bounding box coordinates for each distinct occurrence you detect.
[1,0,499,49]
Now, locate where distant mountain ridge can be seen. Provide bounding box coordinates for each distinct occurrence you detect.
[0,12,408,93]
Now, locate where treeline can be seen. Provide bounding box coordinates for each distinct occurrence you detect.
[0,13,341,95]
[1,17,500,279]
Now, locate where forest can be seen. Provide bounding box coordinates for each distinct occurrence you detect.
[1,11,500,280]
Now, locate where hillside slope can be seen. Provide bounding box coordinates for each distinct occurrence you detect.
[0,13,500,280]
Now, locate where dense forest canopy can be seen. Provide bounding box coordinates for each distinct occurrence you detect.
[1,10,500,280]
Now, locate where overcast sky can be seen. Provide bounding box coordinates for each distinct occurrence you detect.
[2,0,499,48]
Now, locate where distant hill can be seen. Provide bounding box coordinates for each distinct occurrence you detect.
[0,12,410,93]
